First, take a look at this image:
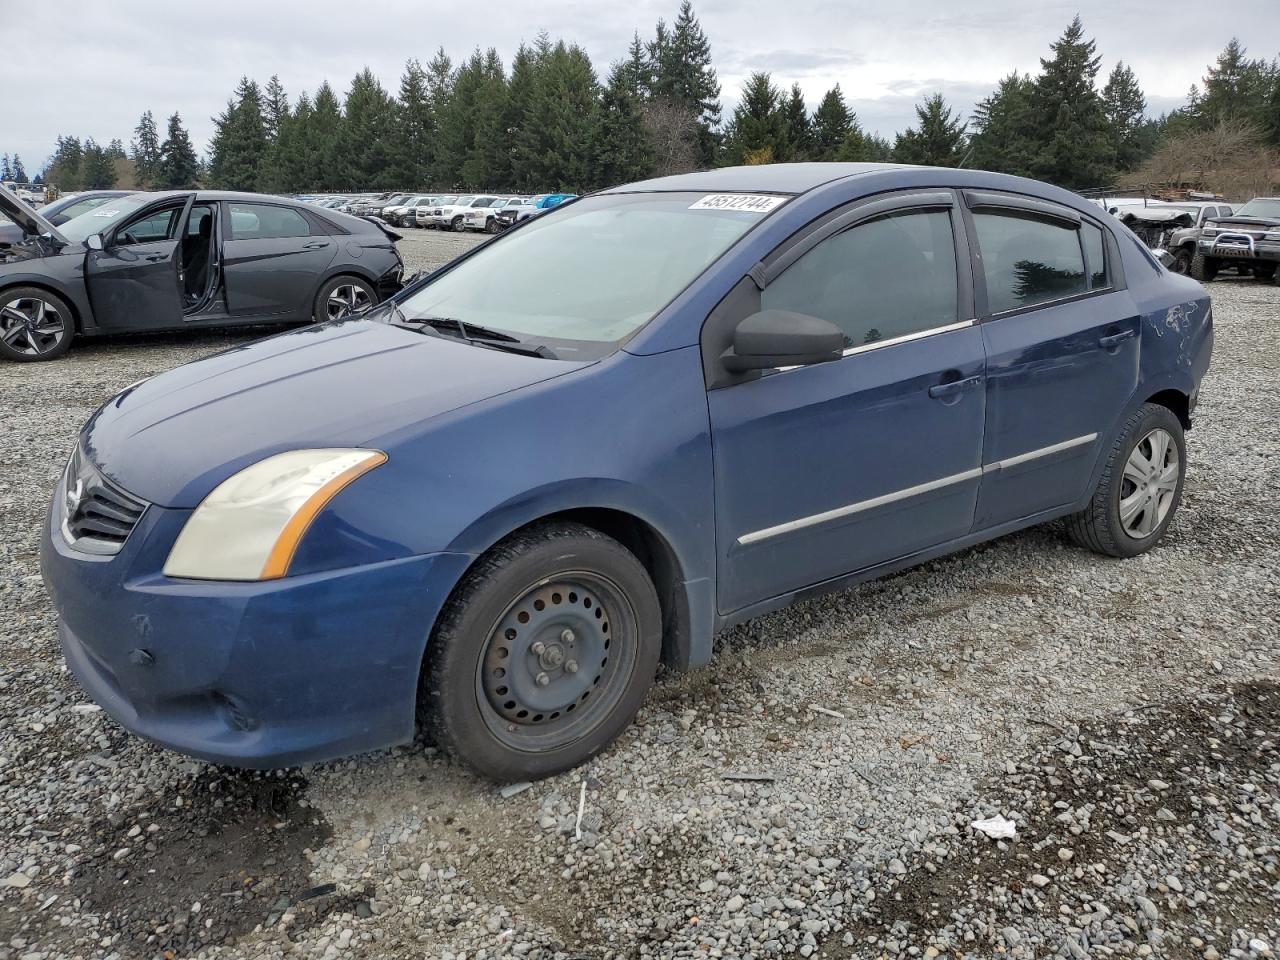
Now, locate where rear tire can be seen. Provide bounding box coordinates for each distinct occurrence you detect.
[0,286,75,362]
[1065,403,1186,559]
[312,275,377,324]
[421,522,662,782]
[1189,252,1218,282]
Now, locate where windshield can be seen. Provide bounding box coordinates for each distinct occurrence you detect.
[58,195,154,242]
[396,192,773,357]
[1233,198,1280,218]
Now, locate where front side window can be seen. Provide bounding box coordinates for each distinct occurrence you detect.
[398,192,766,354]
[973,211,1086,314]
[761,209,959,349]
[1081,221,1107,289]
[115,206,181,245]
[228,203,311,240]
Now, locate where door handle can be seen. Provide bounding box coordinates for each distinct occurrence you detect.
[1098,328,1136,349]
[928,375,982,399]
[303,241,331,249]
[143,253,167,262]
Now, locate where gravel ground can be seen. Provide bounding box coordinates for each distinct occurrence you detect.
[1,241,1277,960]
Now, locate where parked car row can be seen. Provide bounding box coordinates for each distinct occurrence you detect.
[298,191,577,232]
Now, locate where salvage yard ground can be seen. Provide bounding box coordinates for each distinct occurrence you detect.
[1,231,1277,960]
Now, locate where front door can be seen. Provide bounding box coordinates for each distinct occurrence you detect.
[85,198,192,331]
[708,194,987,614]
[220,201,338,319]
[964,194,1141,528]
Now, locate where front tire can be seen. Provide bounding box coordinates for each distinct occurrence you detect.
[1189,252,1218,282]
[421,522,662,782]
[0,286,74,362]
[451,216,465,232]
[1065,403,1186,558]
[312,275,376,324]
[1171,246,1193,275]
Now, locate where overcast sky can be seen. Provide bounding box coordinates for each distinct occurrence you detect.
[3,0,1278,173]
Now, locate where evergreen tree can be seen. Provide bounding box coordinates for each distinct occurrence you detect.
[1026,17,1114,188]
[0,155,10,181]
[436,50,487,188]
[782,83,811,161]
[811,85,853,160]
[465,49,511,189]
[341,68,398,189]
[11,155,25,183]
[624,32,653,98]
[968,72,1037,176]
[80,139,117,189]
[594,59,654,188]
[308,82,346,189]
[501,44,540,191]
[892,93,967,166]
[424,48,455,186]
[651,2,721,165]
[157,112,200,188]
[48,136,84,190]
[209,77,268,191]
[1102,61,1149,171]
[265,91,312,192]
[519,41,599,190]
[723,72,787,165]
[391,58,434,187]
[1196,39,1271,128]
[837,127,893,162]
[106,139,127,159]
[130,110,162,188]
[263,75,290,142]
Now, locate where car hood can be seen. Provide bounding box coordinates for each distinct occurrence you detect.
[0,189,67,244]
[1208,215,1280,230]
[82,319,590,508]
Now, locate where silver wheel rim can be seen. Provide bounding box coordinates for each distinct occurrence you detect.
[325,283,372,321]
[1,296,66,356]
[1119,427,1179,539]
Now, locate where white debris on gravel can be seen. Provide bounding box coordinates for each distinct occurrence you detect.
[0,260,1276,960]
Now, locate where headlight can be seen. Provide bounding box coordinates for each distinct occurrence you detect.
[1265,231,1280,241]
[163,449,387,581]
[1201,228,1219,237]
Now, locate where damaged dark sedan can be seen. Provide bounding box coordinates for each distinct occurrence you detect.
[0,190,404,361]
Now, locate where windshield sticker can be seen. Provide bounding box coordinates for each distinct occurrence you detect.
[93,209,121,217]
[689,194,785,213]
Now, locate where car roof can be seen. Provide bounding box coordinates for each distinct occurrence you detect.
[606,162,902,195]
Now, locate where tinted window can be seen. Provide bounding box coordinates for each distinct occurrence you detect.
[973,211,1086,314]
[760,210,958,349]
[116,207,180,245]
[59,196,115,220]
[228,203,311,240]
[1081,221,1107,289]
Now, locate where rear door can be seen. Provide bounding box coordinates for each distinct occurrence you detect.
[85,197,192,331]
[220,201,338,319]
[963,191,1140,528]
[707,191,987,613]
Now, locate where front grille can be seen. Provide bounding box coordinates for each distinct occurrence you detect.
[62,445,148,556]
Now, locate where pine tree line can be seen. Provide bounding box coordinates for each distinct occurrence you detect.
[24,12,1280,197]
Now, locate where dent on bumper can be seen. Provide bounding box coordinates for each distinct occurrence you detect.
[41,499,473,768]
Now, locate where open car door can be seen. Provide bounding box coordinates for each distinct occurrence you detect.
[85,196,193,331]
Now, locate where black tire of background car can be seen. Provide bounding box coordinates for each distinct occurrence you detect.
[1189,251,1218,282]
[1172,247,1193,275]
[311,275,377,325]
[1254,263,1277,283]
[420,521,662,782]
[485,218,501,234]
[1064,402,1186,559]
[0,285,75,362]
[451,216,465,232]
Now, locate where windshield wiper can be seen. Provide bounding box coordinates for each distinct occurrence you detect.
[396,314,558,358]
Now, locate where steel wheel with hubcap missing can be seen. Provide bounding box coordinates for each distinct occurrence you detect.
[1119,427,1179,539]
[0,287,74,362]
[422,521,662,781]
[477,574,637,753]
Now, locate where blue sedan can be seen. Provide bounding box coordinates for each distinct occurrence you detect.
[41,163,1212,781]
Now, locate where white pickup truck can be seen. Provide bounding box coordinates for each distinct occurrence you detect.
[422,195,500,231]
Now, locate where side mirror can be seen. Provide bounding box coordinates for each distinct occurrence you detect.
[86,233,104,251]
[721,310,844,372]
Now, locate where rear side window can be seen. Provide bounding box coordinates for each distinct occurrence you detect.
[1081,221,1107,289]
[228,203,311,240]
[973,211,1086,314]
[761,210,959,349]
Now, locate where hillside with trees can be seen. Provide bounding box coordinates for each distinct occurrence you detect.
[10,7,1280,198]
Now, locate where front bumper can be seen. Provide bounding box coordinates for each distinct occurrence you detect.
[1198,234,1280,263]
[40,475,471,768]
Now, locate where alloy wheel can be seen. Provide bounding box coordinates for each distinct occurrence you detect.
[0,296,66,356]
[325,283,373,321]
[475,573,637,752]
[1118,427,1180,538]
